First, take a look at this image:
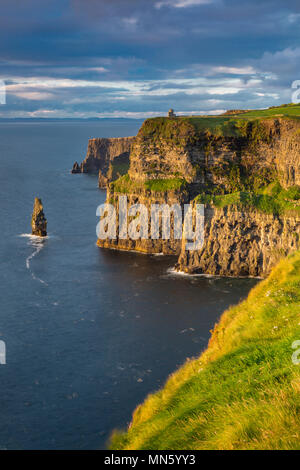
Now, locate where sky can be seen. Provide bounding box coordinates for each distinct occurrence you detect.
[1,0,300,118]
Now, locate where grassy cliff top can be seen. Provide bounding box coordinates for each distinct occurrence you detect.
[110,250,300,450]
[140,104,300,139]
[233,103,300,118]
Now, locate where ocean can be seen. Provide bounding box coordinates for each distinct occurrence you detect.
[0,120,257,449]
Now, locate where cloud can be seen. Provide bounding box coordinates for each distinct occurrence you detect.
[3,75,262,99]
[287,13,300,24]
[249,47,300,90]
[0,108,226,119]
[155,0,213,8]
[122,17,138,27]
[211,66,257,75]
[11,91,54,100]
[1,0,300,117]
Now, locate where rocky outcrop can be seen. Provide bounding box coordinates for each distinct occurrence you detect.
[31,198,47,237]
[222,109,250,115]
[98,170,109,188]
[71,162,81,173]
[98,152,131,189]
[176,206,300,277]
[72,136,135,186]
[82,137,135,174]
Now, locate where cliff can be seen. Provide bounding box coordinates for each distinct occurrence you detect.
[97,185,188,255]
[128,116,300,189]
[97,105,300,276]
[72,136,135,187]
[109,250,300,450]
[177,205,300,277]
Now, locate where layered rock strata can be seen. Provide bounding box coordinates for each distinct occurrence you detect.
[176,206,300,277]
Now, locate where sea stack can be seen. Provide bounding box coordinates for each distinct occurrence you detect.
[71,161,81,173]
[31,198,47,237]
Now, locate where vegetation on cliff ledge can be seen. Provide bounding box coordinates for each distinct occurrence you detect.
[110,174,187,193]
[110,251,300,450]
[196,182,300,217]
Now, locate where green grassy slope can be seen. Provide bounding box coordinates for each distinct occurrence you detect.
[238,103,300,118]
[110,251,300,450]
[186,103,300,122]
[142,104,300,138]
[196,182,300,217]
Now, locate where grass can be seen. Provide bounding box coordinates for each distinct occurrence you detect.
[183,103,300,122]
[142,116,259,139]
[141,104,300,139]
[109,250,300,450]
[108,160,130,181]
[195,182,300,216]
[238,103,300,119]
[110,174,187,193]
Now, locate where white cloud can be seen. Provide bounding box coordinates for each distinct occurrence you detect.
[1,60,282,118]
[254,92,279,99]
[287,13,300,24]
[0,109,226,119]
[122,17,138,27]
[206,87,242,95]
[252,47,300,81]
[212,66,257,75]
[2,74,264,104]
[11,91,54,101]
[155,0,212,9]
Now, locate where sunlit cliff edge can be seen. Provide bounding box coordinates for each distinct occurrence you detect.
[109,250,300,450]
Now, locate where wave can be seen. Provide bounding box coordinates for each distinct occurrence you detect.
[19,233,50,240]
[165,267,262,280]
[165,267,215,278]
[19,233,48,285]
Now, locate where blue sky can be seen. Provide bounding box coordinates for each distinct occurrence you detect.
[1,0,300,118]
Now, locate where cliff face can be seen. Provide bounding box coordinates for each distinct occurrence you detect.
[72,136,135,187]
[129,117,300,190]
[177,206,300,277]
[128,119,197,183]
[97,187,189,255]
[261,119,300,187]
[97,116,300,276]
